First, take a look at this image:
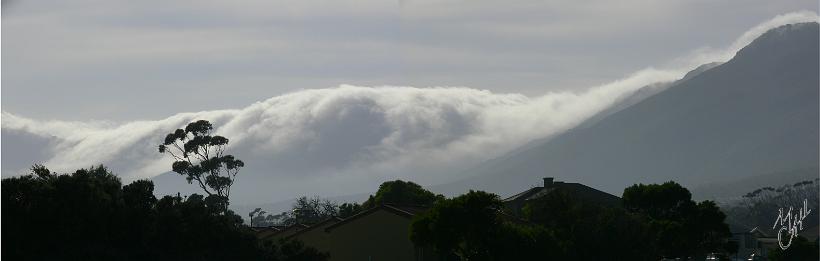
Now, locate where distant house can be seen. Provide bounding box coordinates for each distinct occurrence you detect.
[258,178,617,260]
[730,225,820,259]
[287,205,436,261]
[257,223,310,241]
[252,226,281,239]
[502,177,621,216]
[276,204,438,261]
[731,226,777,258]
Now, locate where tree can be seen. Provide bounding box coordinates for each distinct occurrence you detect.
[721,179,819,236]
[410,190,559,260]
[2,164,327,261]
[622,181,732,259]
[158,120,244,207]
[249,208,266,227]
[523,190,657,260]
[362,180,443,209]
[338,203,362,218]
[289,196,339,224]
[253,212,291,227]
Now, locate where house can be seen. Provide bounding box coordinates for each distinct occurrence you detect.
[252,226,281,239]
[286,204,438,261]
[502,177,621,216]
[257,223,310,241]
[730,225,820,259]
[257,178,616,260]
[730,226,779,259]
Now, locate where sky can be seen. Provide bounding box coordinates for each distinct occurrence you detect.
[2,0,817,121]
[2,1,818,203]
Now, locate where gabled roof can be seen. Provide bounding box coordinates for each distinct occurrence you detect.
[503,187,547,202]
[324,204,428,232]
[503,181,621,207]
[260,223,310,240]
[285,216,344,239]
[750,227,773,238]
[254,226,282,238]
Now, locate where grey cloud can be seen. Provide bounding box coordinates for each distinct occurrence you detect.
[3,1,817,120]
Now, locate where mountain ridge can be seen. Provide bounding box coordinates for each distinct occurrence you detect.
[435,22,819,198]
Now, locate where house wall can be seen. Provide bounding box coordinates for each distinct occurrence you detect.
[294,209,434,261]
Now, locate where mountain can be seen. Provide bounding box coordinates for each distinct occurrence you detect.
[437,22,819,198]
[690,167,818,201]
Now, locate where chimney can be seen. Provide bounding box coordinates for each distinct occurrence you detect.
[543,177,554,188]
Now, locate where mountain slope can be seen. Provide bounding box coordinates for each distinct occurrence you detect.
[440,22,820,198]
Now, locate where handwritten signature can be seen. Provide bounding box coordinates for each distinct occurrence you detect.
[772,199,812,250]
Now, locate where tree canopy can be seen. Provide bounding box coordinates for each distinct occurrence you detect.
[410,190,559,260]
[2,165,326,261]
[523,189,657,260]
[623,181,733,258]
[362,180,443,208]
[158,120,244,207]
[410,181,734,260]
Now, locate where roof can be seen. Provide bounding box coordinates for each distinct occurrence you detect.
[285,216,344,240]
[503,187,547,202]
[751,225,820,241]
[324,204,428,232]
[503,181,621,207]
[254,226,282,238]
[259,223,310,240]
[750,227,772,238]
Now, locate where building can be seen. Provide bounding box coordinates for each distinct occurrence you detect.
[730,225,820,259]
[282,204,438,261]
[256,223,309,241]
[258,178,618,260]
[502,177,622,216]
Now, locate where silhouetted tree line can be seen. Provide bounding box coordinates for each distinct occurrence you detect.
[2,165,327,261]
[408,181,735,260]
[251,180,443,227]
[3,120,327,260]
[721,178,819,236]
[1,119,739,260]
[718,179,819,261]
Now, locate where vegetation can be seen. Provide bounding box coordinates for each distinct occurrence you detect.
[410,181,734,260]
[250,196,364,227]
[720,179,819,235]
[2,165,327,261]
[250,210,292,227]
[524,190,657,260]
[158,120,244,209]
[622,181,733,259]
[410,190,558,260]
[362,180,444,208]
[251,179,444,227]
[0,120,751,260]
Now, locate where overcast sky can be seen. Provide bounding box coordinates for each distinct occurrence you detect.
[2,0,816,121]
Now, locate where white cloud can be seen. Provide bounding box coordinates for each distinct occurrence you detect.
[2,81,670,202]
[2,12,817,203]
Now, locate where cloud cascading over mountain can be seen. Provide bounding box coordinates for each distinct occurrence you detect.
[2,11,817,204]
